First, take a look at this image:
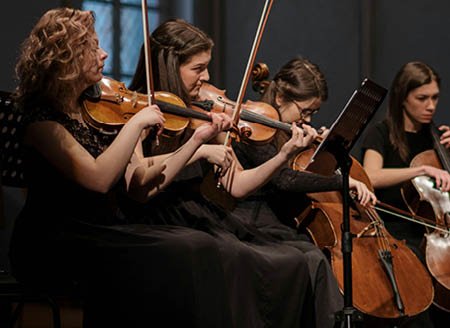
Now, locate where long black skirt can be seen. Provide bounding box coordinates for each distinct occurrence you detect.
[123,190,315,328]
[10,213,232,328]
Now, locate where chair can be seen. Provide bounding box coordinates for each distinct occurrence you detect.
[0,91,62,328]
[0,91,26,189]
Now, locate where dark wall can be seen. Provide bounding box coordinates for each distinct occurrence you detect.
[0,1,65,92]
[224,0,361,127]
[0,0,68,271]
[372,1,450,126]
[220,0,450,159]
[3,1,450,131]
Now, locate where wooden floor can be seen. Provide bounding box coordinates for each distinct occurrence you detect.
[9,301,83,328]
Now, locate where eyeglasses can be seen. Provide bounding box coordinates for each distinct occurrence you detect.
[291,101,320,121]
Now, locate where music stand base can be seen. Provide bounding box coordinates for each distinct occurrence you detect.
[334,307,364,328]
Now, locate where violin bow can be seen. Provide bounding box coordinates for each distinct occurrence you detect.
[217,0,274,188]
[141,0,155,105]
[140,0,160,146]
[224,0,274,145]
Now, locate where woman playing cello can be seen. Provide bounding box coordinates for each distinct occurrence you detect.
[361,61,450,327]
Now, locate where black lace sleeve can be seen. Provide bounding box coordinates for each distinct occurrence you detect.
[232,139,342,193]
[23,105,114,158]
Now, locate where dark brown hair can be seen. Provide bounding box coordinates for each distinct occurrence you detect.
[129,19,213,105]
[261,56,328,112]
[387,61,440,161]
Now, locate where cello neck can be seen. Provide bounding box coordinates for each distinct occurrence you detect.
[430,122,450,172]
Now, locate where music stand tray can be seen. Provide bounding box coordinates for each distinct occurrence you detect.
[307,78,387,175]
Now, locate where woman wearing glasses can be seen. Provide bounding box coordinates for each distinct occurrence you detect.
[231,56,378,327]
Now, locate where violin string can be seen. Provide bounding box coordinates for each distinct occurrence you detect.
[211,91,292,133]
[240,110,292,131]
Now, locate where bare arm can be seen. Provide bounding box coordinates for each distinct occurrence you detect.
[126,113,233,201]
[126,135,209,201]
[362,149,446,189]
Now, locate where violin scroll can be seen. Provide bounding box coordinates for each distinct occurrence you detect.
[251,62,271,95]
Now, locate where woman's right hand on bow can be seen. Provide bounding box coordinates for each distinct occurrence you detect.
[197,144,233,176]
[131,104,165,135]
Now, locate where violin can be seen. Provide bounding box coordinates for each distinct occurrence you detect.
[82,76,221,136]
[251,62,271,95]
[197,82,292,144]
[400,122,450,311]
[292,147,434,321]
[82,76,296,147]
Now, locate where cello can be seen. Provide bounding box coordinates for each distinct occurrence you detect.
[400,122,450,312]
[292,148,434,321]
[252,65,435,320]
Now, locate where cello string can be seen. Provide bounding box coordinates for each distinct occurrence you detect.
[431,122,450,170]
[365,207,390,252]
[350,190,390,251]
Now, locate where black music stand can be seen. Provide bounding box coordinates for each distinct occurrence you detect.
[306,78,387,327]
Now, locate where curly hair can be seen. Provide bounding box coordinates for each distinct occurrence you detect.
[14,8,96,110]
[129,18,214,105]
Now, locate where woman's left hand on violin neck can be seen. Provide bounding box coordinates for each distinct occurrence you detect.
[191,112,233,144]
[279,123,317,159]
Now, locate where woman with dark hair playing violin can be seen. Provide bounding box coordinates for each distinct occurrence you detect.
[8,8,248,327]
[231,56,382,327]
[361,61,450,327]
[126,18,340,327]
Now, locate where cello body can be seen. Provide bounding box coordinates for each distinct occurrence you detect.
[402,147,450,312]
[293,148,434,320]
